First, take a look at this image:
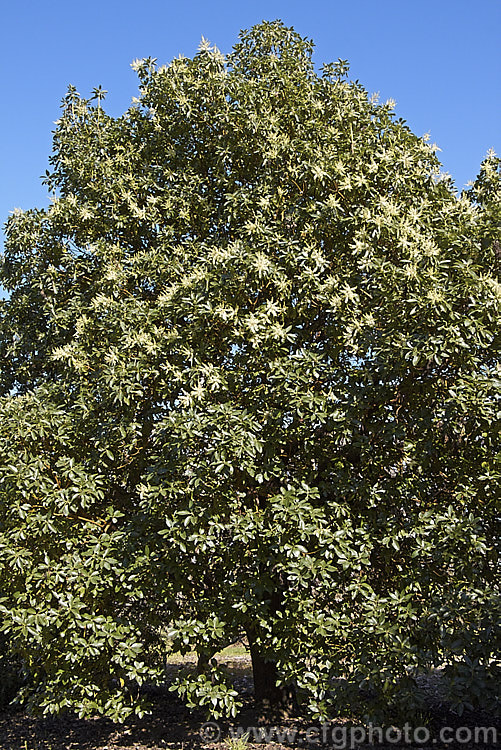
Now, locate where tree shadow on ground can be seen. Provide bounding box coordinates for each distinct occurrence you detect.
[0,664,499,750]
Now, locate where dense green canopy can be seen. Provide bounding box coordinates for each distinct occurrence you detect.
[0,21,500,722]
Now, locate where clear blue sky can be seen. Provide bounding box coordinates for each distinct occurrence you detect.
[1,0,500,249]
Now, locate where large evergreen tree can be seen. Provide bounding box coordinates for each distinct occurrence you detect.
[0,21,499,722]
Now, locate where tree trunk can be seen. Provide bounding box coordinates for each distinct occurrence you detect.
[246,625,298,716]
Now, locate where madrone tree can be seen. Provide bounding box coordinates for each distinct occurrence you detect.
[0,21,500,722]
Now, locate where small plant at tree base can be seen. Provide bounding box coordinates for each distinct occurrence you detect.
[0,20,499,723]
[225,734,250,750]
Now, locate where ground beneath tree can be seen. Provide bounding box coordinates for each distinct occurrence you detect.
[0,657,498,749]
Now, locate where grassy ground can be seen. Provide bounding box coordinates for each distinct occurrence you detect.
[165,642,250,664]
